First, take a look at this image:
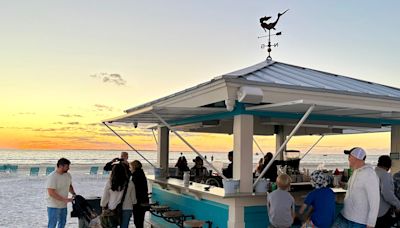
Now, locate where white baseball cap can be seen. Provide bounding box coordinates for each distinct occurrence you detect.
[344,147,366,160]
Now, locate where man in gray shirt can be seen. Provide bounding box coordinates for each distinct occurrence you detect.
[375,155,400,228]
[267,173,295,227]
[47,158,76,228]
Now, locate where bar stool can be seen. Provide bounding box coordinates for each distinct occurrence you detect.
[163,210,183,218]
[150,205,170,213]
[183,219,205,228]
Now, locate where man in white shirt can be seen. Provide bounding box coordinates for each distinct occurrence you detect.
[333,147,380,228]
[47,158,76,228]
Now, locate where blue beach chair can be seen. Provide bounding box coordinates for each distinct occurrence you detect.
[102,170,110,177]
[89,166,99,176]
[46,167,55,175]
[8,165,18,173]
[30,167,40,176]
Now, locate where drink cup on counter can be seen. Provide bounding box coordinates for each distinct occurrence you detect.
[183,171,190,187]
[333,175,342,187]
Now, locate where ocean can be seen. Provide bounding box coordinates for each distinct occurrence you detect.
[0,149,384,173]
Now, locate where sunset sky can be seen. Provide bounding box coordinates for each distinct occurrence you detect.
[1,1,400,153]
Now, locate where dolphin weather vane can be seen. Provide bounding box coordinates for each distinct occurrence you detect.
[259,9,288,61]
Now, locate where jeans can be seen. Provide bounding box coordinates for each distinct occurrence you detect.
[120,209,132,228]
[332,213,366,228]
[133,204,147,228]
[47,207,67,228]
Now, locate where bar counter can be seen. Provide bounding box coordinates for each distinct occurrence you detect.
[147,175,346,228]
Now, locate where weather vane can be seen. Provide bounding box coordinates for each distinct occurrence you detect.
[259,9,288,61]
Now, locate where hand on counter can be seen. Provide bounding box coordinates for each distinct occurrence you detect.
[338,181,347,189]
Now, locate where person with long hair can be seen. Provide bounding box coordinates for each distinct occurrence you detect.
[130,160,149,228]
[100,163,136,228]
[175,156,190,178]
[263,152,278,182]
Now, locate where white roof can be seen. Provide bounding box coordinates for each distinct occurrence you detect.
[224,61,400,100]
[106,60,400,134]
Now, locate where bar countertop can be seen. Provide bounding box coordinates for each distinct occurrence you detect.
[147,175,346,204]
[147,175,268,199]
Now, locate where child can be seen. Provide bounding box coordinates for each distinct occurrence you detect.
[299,170,335,228]
[267,173,295,228]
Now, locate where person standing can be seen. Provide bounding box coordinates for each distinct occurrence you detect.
[100,163,136,228]
[175,156,190,178]
[222,151,233,178]
[375,155,400,227]
[130,160,150,228]
[46,158,76,228]
[104,151,129,172]
[262,152,278,182]
[190,156,208,183]
[333,147,380,228]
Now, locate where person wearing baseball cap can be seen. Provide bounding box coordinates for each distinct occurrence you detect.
[333,147,380,228]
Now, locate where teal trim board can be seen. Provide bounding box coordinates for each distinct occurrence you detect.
[167,101,400,128]
[151,186,229,228]
[244,206,268,228]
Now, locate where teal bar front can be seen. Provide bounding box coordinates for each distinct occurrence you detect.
[151,186,229,228]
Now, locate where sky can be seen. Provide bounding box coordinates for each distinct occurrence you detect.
[1,1,400,154]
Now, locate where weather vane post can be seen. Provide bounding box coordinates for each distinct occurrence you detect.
[259,9,288,61]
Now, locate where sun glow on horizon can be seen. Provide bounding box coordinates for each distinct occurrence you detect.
[1,1,400,153]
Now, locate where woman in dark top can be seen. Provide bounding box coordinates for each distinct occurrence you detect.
[263,152,278,182]
[175,156,190,178]
[130,160,149,228]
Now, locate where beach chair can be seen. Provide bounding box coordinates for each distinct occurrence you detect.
[102,170,110,177]
[7,165,18,174]
[29,167,40,176]
[46,167,55,175]
[89,166,99,176]
[0,164,6,172]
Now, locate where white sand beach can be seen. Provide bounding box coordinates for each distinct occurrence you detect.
[0,167,136,228]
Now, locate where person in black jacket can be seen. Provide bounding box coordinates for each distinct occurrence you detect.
[175,156,190,178]
[263,152,278,182]
[130,160,149,228]
[104,152,130,175]
[222,151,233,178]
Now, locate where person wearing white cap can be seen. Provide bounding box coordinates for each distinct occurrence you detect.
[332,147,380,228]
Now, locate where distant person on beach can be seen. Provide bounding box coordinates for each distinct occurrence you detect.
[190,156,208,183]
[46,158,76,228]
[375,155,400,228]
[175,156,190,178]
[104,151,129,173]
[100,163,136,228]
[130,160,149,228]
[333,147,379,228]
[211,155,214,162]
[267,173,295,227]
[222,151,233,178]
[299,170,335,228]
[262,152,278,182]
